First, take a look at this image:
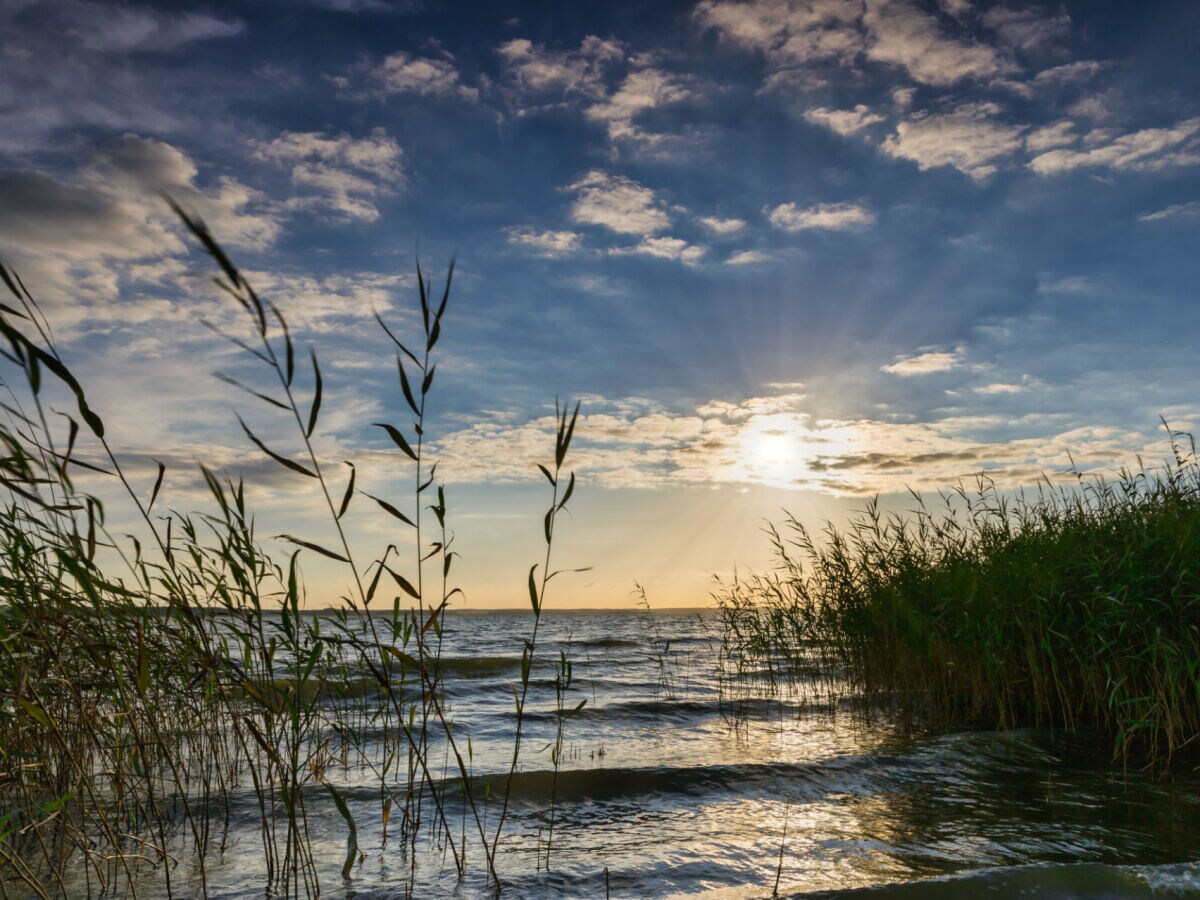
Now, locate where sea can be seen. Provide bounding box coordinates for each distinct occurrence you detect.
[167,609,1200,898]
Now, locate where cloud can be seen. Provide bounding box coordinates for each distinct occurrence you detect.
[980,6,1071,53]
[997,59,1105,100]
[1037,274,1093,294]
[891,86,917,109]
[498,35,623,102]
[1032,60,1104,88]
[693,0,862,68]
[252,129,405,221]
[882,102,1025,179]
[0,137,274,262]
[699,0,1033,96]
[880,349,962,375]
[974,382,1024,395]
[430,389,1168,495]
[1028,118,1200,175]
[302,0,420,11]
[505,226,583,256]
[497,38,690,152]
[863,0,1017,86]
[696,215,747,234]
[767,201,875,231]
[610,236,706,266]
[566,170,671,236]
[62,2,243,52]
[937,0,971,19]
[364,52,478,100]
[0,170,179,264]
[725,250,773,265]
[0,2,245,155]
[1066,89,1123,122]
[584,67,690,147]
[804,104,885,136]
[1139,201,1200,223]
[236,270,413,329]
[1024,120,1076,153]
[0,134,279,325]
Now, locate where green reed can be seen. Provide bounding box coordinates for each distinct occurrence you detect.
[0,204,583,897]
[719,435,1200,768]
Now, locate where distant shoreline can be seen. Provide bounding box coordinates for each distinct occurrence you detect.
[179,605,719,616]
[441,606,716,615]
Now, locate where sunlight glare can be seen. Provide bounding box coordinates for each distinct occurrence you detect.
[730,413,861,490]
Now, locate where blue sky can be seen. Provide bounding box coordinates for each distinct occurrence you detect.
[2,0,1199,606]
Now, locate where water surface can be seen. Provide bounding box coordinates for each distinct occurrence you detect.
[171,609,1200,897]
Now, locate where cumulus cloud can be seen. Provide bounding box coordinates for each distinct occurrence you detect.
[1027,118,1200,175]
[363,52,478,100]
[804,104,885,136]
[498,35,623,102]
[882,102,1025,179]
[1032,60,1105,88]
[497,37,692,152]
[253,129,405,220]
[974,382,1024,394]
[609,236,706,266]
[767,201,875,231]
[981,6,1071,53]
[937,0,971,19]
[880,349,962,375]
[505,226,583,256]
[696,215,747,234]
[584,67,690,147]
[430,389,1167,495]
[863,0,1016,86]
[0,170,178,266]
[725,250,773,265]
[693,0,862,68]
[697,0,1037,97]
[892,86,917,109]
[0,134,278,325]
[0,135,272,260]
[1065,89,1124,122]
[566,170,671,236]
[1024,120,1077,153]
[236,270,412,328]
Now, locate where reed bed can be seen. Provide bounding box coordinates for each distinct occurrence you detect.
[0,206,582,897]
[718,440,1200,768]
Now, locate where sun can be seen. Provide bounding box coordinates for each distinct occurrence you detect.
[734,415,810,487]
[745,428,793,469]
[731,413,861,490]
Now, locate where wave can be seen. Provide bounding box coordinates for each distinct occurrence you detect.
[458,752,918,806]
[514,695,801,725]
[571,637,641,649]
[321,654,527,683]
[306,752,905,810]
[794,860,1200,898]
[433,655,524,678]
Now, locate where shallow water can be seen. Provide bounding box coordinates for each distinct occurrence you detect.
[141,610,1200,897]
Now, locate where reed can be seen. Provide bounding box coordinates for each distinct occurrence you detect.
[0,205,583,897]
[718,435,1200,768]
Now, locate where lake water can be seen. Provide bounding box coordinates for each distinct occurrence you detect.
[169,609,1199,898]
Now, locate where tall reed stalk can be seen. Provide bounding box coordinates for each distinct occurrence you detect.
[719,437,1200,768]
[0,202,584,897]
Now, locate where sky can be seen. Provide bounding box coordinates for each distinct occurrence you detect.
[1,0,1199,608]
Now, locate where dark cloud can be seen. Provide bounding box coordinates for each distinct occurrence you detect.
[0,1,244,154]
